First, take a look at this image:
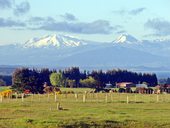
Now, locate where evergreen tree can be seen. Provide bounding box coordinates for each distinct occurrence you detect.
[12,68,30,93]
[0,79,6,86]
[167,78,170,84]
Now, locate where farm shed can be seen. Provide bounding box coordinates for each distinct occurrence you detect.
[116,82,133,88]
[105,83,113,88]
[136,84,148,88]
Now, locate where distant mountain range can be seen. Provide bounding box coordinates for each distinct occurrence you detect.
[23,34,87,48]
[0,34,170,72]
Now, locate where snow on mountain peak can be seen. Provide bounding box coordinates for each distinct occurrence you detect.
[23,34,85,48]
[114,34,139,44]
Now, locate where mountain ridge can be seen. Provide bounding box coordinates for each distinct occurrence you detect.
[113,34,141,44]
[23,34,87,48]
[0,33,170,70]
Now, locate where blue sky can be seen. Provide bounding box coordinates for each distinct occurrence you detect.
[0,0,170,44]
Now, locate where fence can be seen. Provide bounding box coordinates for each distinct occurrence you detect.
[0,92,170,104]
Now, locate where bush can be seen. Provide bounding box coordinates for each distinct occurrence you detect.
[118,88,126,93]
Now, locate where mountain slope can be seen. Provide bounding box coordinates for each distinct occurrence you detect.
[56,44,169,67]
[113,34,140,44]
[113,34,170,57]
[0,33,170,70]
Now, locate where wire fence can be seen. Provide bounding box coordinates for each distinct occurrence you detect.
[1,93,170,104]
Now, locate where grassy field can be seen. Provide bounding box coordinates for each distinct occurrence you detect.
[0,88,170,128]
[0,86,10,92]
[60,87,93,93]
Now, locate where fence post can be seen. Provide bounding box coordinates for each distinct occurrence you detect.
[127,95,129,104]
[83,94,86,103]
[21,93,24,102]
[15,93,18,100]
[10,92,12,99]
[157,94,159,102]
[57,102,60,110]
[55,92,57,102]
[75,93,78,101]
[105,93,108,103]
[0,95,2,103]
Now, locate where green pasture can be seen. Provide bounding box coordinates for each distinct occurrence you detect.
[0,86,10,92]
[0,88,170,128]
[60,87,93,93]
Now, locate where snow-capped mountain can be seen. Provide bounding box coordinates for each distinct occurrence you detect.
[113,34,170,57]
[23,34,86,48]
[113,34,141,44]
[1,33,170,71]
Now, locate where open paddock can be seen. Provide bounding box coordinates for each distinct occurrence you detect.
[0,91,170,128]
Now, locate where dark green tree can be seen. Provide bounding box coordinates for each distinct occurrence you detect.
[0,79,6,86]
[12,68,30,93]
[166,78,170,84]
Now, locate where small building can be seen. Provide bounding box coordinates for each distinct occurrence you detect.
[116,82,133,88]
[105,82,113,88]
[136,83,148,88]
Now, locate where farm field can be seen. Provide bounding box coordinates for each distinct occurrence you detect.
[0,86,10,92]
[0,88,170,128]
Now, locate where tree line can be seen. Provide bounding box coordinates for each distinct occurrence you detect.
[11,67,158,93]
[159,78,170,85]
[0,75,12,86]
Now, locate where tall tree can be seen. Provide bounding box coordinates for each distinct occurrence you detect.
[0,79,6,86]
[50,72,63,87]
[12,68,30,93]
[63,67,80,87]
[80,76,97,88]
[166,78,170,84]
